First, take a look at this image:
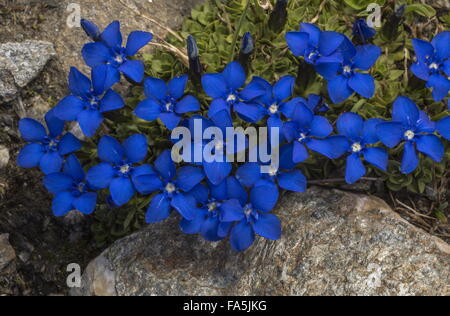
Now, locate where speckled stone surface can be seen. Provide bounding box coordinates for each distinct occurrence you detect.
[72,187,450,296]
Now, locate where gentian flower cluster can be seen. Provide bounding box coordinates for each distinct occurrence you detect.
[16,18,450,252]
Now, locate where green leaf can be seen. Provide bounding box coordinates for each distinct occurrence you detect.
[405,4,436,18]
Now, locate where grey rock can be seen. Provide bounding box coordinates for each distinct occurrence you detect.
[0,145,10,169]
[0,234,16,271]
[72,187,450,296]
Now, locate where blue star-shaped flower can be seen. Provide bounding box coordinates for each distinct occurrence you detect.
[54,67,125,137]
[376,96,444,174]
[201,62,266,126]
[132,150,205,223]
[134,75,200,130]
[333,113,388,184]
[17,109,81,174]
[86,134,154,207]
[44,155,97,216]
[82,21,152,87]
[411,32,450,102]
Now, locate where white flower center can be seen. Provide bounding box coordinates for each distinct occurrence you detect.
[351,143,363,153]
[404,130,415,140]
[244,206,253,217]
[308,51,318,60]
[120,164,130,174]
[165,183,176,194]
[268,166,278,177]
[207,202,217,212]
[165,103,172,111]
[429,63,439,70]
[298,133,307,142]
[115,55,124,63]
[269,104,279,114]
[227,94,237,103]
[343,65,352,74]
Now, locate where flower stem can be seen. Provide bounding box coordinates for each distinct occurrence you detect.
[229,0,251,63]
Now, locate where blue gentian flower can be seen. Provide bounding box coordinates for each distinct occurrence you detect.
[317,37,381,103]
[286,23,345,65]
[333,113,388,184]
[376,97,444,174]
[132,150,205,223]
[17,109,81,175]
[201,61,266,126]
[82,21,152,87]
[54,67,125,137]
[224,180,281,252]
[437,116,450,140]
[134,75,200,130]
[86,134,153,207]
[411,32,450,101]
[352,19,376,44]
[282,103,335,163]
[44,155,97,216]
[180,178,248,241]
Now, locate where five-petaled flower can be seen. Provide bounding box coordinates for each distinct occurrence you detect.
[54,67,125,137]
[44,155,97,216]
[82,21,152,87]
[17,109,81,175]
[134,75,200,130]
[86,134,153,206]
[132,150,205,223]
[376,97,444,174]
[333,113,388,184]
[411,32,450,102]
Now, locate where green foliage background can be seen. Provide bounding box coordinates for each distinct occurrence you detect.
[87,0,450,245]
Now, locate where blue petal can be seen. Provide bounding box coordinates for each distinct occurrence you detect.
[348,73,375,99]
[250,180,279,213]
[392,96,419,127]
[253,213,282,240]
[201,217,223,242]
[100,90,125,112]
[337,112,364,139]
[91,65,107,95]
[401,142,419,174]
[82,42,112,67]
[68,67,91,97]
[145,194,171,223]
[444,60,450,77]
[280,97,303,118]
[230,220,255,252]
[411,62,431,81]
[144,77,167,101]
[135,98,161,121]
[110,177,135,206]
[130,164,155,178]
[58,133,81,155]
[353,45,381,71]
[40,151,63,175]
[300,23,320,46]
[175,95,200,114]
[292,103,314,128]
[86,163,115,189]
[19,118,46,143]
[171,193,197,220]
[45,108,65,138]
[293,141,309,163]
[308,136,350,159]
[77,110,103,137]
[80,19,101,41]
[427,74,450,102]
[52,192,75,216]
[220,199,245,222]
[315,62,341,80]
[204,160,232,186]
[218,222,232,239]
[235,103,265,123]
[278,170,307,192]
[412,39,434,63]
[310,116,333,137]
[273,75,295,101]
[155,150,176,180]
[319,31,345,56]
[236,163,261,188]
[279,144,296,170]
[432,31,450,60]
[119,60,144,83]
[132,174,163,195]
[103,65,121,89]
[101,21,122,48]
[436,116,450,140]
[180,209,207,234]
[123,134,147,163]
[17,143,45,168]
[63,154,85,182]
[208,98,230,120]
[168,74,188,100]
[210,179,228,201]
[285,31,309,57]
[416,135,444,162]
[54,96,85,121]
[201,73,228,99]
[223,62,246,91]
[363,118,384,144]
[240,77,268,102]
[336,35,356,61]
[159,112,182,130]
[73,192,97,215]
[125,31,152,56]
[328,75,353,104]
[364,147,388,171]
[177,166,205,192]
[226,176,248,206]
[282,121,298,143]
[345,153,366,184]
[376,122,405,148]
[188,183,209,205]
[44,173,73,194]
[416,111,436,133]
[98,136,124,164]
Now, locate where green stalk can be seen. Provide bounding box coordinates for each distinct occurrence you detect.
[229,0,251,62]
